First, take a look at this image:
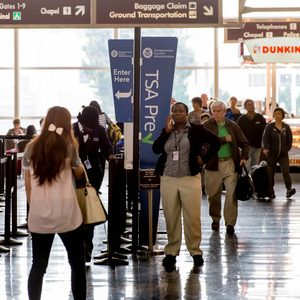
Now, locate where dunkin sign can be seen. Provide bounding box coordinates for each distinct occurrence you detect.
[245,37,300,63]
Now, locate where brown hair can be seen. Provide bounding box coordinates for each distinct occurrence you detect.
[13,118,21,125]
[30,106,78,186]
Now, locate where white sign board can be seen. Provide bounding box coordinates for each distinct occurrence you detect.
[245,37,300,63]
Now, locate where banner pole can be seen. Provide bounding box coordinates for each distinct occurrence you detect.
[132,27,141,252]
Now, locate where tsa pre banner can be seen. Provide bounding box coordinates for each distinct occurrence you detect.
[140,36,178,168]
[139,37,177,245]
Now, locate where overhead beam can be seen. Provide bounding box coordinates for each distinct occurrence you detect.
[243,6,300,14]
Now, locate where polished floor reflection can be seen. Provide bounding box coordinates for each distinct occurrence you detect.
[0,174,300,299]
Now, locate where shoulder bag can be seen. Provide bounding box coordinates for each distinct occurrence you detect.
[235,164,254,201]
[74,167,108,225]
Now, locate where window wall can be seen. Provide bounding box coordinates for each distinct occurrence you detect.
[1,27,300,134]
[0,30,14,131]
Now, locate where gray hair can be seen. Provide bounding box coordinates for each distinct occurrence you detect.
[211,100,226,111]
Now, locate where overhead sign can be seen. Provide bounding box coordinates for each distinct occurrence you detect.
[108,40,133,123]
[245,37,300,64]
[96,0,219,26]
[225,22,300,43]
[0,0,91,25]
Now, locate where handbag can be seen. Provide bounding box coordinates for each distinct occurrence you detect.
[74,168,108,225]
[235,164,254,201]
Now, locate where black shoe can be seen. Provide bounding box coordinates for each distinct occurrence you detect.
[226,225,235,235]
[162,255,176,272]
[193,255,204,267]
[266,194,276,201]
[211,221,220,231]
[286,188,296,198]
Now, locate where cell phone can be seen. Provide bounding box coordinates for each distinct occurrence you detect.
[168,116,174,126]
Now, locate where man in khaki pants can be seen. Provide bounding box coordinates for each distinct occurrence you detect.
[204,101,249,235]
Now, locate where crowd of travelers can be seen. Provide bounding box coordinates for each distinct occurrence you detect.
[154,94,296,272]
[2,95,297,297]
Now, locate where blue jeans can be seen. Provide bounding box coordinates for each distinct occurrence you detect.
[28,225,86,300]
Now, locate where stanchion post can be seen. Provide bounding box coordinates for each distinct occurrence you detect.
[0,154,22,246]
[148,189,153,252]
[11,152,28,237]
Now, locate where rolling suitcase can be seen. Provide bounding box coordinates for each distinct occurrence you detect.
[251,161,269,199]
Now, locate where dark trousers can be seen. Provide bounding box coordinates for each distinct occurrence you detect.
[267,152,292,195]
[98,152,106,190]
[28,225,86,300]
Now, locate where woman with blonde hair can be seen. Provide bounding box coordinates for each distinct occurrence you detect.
[23,106,86,300]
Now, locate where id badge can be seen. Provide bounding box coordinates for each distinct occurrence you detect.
[172,151,179,161]
[84,159,92,170]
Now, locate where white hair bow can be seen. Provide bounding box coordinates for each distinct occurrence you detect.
[48,123,63,135]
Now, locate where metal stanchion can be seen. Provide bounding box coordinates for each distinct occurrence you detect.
[11,153,28,237]
[0,155,22,247]
[94,159,129,266]
[147,189,164,255]
[0,139,5,198]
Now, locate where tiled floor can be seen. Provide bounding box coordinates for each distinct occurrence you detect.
[0,173,300,299]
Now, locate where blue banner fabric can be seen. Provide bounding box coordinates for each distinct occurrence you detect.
[140,37,178,168]
[139,37,178,245]
[108,39,133,123]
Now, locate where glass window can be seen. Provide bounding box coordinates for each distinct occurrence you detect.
[120,28,215,67]
[219,28,241,67]
[19,29,114,67]
[0,29,14,67]
[248,73,266,87]
[219,68,266,106]
[19,69,113,118]
[277,68,300,115]
[0,70,14,118]
[296,74,300,86]
[280,74,292,87]
[0,30,14,119]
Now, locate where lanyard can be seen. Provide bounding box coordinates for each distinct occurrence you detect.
[173,129,185,151]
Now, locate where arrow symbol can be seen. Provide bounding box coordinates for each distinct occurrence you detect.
[75,5,85,16]
[115,90,132,99]
[203,5,213,16]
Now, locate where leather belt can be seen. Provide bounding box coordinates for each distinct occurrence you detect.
[218,157,232,162]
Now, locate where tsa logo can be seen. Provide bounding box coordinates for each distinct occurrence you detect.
[111,50,118,58]
[143,47,153,59]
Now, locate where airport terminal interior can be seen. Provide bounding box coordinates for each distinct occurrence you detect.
[1,0,300,299]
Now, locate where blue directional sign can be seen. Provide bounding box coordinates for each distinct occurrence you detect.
[140,37,178,169]
[108,39,133,123]
[139,37,177,245]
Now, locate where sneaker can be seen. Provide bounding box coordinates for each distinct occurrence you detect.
[226,225,235,235]
[193,255,204,267]
[211,221,220,231]
[162,255,176,272]
[286,188,296,198]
